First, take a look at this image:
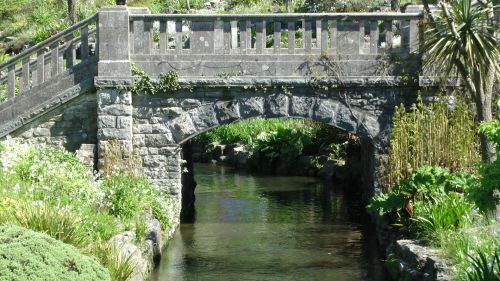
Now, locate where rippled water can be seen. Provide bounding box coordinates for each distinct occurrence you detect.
[152,163,387,281]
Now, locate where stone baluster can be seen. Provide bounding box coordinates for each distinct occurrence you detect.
[385,20,393,50]
[175,20,183,53]
[369,20,378,54]
[64,33,75,69]
[20,57,30,93]
[287,21,295,54]
[230,20,238,49]
[315,19,322,49]
[274,21,281,53]
[329,20,337,54]
[304,20,312,53]
[159,20,167,54]
[214,19,224,54]
[240,20,249,54]
[7,65,15,99]
[358,20,365,55]
[81,26,89,60]
[321,19,328,52]
[50,42,59,77]
[256,20,265,54]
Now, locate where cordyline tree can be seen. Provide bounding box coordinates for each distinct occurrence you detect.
[421,0,499,163]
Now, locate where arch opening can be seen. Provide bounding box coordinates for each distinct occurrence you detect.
[178,116,377,222]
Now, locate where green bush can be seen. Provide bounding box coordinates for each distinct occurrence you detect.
[366,192,407,218]
[248,126,312,171]
[101,174,148,219]
[393,166,450,201]
[6,143,92,206]
[0,225,110,281]
[100,173,170,228]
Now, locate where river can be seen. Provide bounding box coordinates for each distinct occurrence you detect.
[152,163,387,281]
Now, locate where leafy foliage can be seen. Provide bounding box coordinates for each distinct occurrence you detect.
[131,64,181,95]
[422,0,499,85]
[366,192,406,217]
[248,126,312,171]
[195,117,350,172]
[393,166,450,201]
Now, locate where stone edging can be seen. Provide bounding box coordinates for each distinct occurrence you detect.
[109,211,178,281]
[375,217,452,281]
[386,240,452,281]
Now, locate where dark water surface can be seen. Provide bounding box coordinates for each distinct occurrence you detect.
[152,163,387,281]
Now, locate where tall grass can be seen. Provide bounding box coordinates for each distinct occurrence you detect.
[87,242,136,281]
[386,96,480,188]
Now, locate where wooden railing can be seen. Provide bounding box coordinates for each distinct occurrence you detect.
[128,13,423,56]
[0,14,98,103]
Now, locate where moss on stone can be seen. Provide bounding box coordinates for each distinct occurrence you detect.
[0,225,110,281]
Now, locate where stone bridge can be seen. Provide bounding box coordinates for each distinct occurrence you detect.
[0,5,427,223]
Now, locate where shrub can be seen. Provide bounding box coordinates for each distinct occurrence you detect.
[100,173,170,227]
[248,126,312,171]
[101,174,146,219]
[366,192,407,218]
[393,166,450,201]
[476,108,500,212]
[0,225,110,281]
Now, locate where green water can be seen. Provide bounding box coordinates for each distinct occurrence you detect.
[152,163,387,281]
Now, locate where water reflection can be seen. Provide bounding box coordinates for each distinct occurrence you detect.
[152,163,387,281]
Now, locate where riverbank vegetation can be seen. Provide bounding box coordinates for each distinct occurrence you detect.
[368,98,499,280]
[0,139,171,280]
[194,117,352,173]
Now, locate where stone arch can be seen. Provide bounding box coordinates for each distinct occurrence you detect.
[128,87,397,221]
[170,91,383,146]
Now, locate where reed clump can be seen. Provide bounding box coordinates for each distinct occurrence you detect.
[386,95,480,189]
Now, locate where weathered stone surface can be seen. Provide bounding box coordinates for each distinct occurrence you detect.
[386,240,452,281]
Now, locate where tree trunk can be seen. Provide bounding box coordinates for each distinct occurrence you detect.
[391,0,400,11]
[475,64,496,163]
[186,0,190,11]
[68,0,76,24]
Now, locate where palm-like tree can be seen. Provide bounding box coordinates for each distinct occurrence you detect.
[422,0,499,162]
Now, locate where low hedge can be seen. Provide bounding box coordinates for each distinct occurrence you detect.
[0,225,110,281]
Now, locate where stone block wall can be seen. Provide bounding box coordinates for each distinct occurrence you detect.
[9,93,98,153]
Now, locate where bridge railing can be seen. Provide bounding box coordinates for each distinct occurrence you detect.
[128,13,423,56]
[0,14,98,103]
